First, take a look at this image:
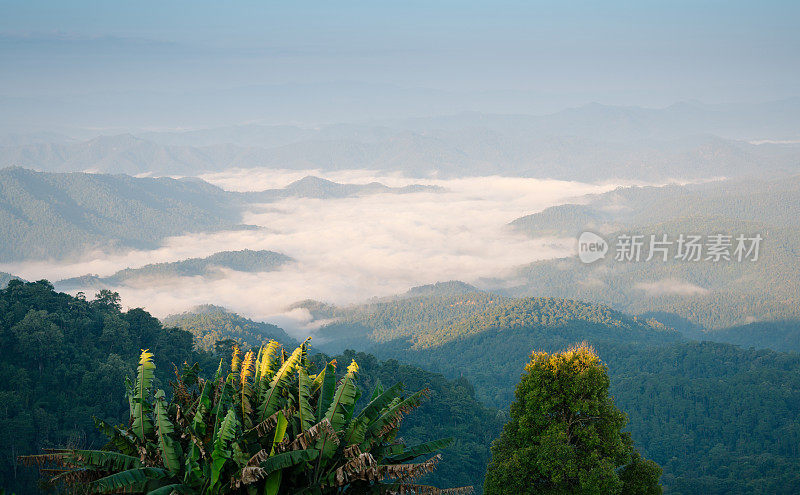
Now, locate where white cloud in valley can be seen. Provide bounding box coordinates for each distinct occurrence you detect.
[635,279,710,297]
[2,170,630,337]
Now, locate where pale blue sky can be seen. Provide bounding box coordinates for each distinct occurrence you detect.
[1,1,798,127]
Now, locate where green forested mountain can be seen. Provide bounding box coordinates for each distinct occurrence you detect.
[507,221,800,330]
[506,176,800,330]
[396,281,480,299]
[304,291,677,353]
[0,167,240,262]
[702,320,800,353]
[161,303,298,352]
[308,292,681,403]
[0,280,215,494]
[508,203,618,237]
[511,175,800,236]
[301,292,506,353]
[55,249,293,291]
[306,292,800,493]
[1,282,502,494]
[0,167,442,262]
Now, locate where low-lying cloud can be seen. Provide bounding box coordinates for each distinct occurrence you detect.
[3,170,627,337]
[635,279,710,296]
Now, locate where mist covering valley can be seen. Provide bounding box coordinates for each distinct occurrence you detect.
[2,100,800,341]
[3,3,800,493]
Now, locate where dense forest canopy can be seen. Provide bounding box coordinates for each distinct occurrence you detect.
[306,291,678,353]
[162,304,298,352]
[0,281,497,494]
[291,292,800,494]
[484,345,662,495]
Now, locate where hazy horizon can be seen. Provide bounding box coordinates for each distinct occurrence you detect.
[3,1,800,130]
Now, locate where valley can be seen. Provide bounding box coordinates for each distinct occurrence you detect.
[2,89,800,495]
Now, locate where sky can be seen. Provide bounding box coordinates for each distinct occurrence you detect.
[1,1,799,128]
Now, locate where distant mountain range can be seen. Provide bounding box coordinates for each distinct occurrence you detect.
[0,167,438,262]
[504,175,800,329]
[0,166,240,262]
[0,271,21,288]
[241,175,441,201]
[3,132,796,182]
[55,249,293,291]
[3,100,800,180]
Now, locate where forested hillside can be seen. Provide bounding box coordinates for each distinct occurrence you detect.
[5,3,799,494]
[610,342,800,494]
[0,167,443,262]
[56,249,293,291]
[512,176,800,236]
[0,280,214,493]
[0,167,240,261]
[0,282,497,494]
[703,320,800,352]
[305,292,800,493]
[508,222,800,330]
[162,304,298,352]
[506,176,800,330]
[304,291,677,353]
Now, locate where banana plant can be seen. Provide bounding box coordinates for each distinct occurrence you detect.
[20,339,472,495]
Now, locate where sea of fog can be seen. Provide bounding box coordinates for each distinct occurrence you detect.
[3,169,645,337]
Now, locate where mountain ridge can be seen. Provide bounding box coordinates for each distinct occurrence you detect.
[55,249,293,291]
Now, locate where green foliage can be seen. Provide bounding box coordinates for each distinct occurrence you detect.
[1,282,492,494]
[317,293,800,493]
[163,305,297,352]
[332,350,503,493]
[609,342,800,494]
[484,344,662,495]
[0,280,213,494]
[21,342,468,494]
[312,292,676,354]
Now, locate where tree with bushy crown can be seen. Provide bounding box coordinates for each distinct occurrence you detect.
[20,338,471,495]
[483,343,662,495]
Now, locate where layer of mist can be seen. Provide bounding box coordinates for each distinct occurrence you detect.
[2,171,627,337]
